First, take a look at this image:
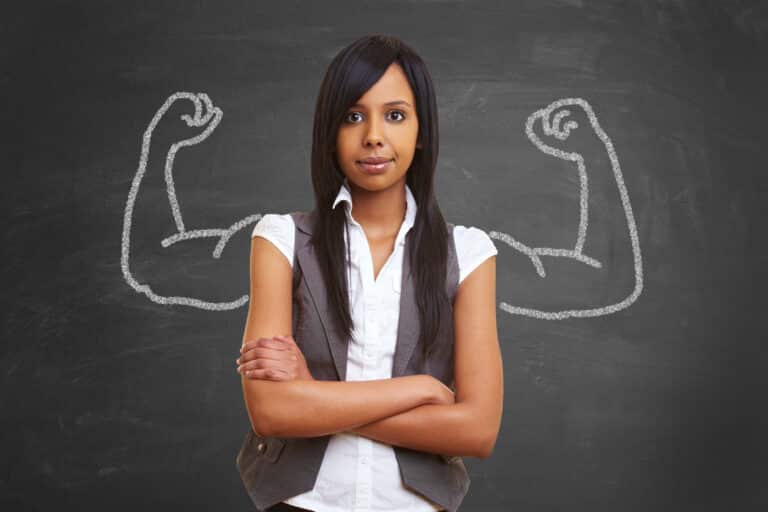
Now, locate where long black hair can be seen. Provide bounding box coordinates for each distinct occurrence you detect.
[306,34,449,360]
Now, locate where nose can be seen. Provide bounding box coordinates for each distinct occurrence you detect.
[363,115,385,147]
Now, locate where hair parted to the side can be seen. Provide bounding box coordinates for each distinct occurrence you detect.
[307,33,449,361]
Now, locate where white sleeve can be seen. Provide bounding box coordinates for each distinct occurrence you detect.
[453,225,498,286]
[251,213,295,268]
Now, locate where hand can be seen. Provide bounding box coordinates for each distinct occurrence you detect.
[237,335,314,381]
[424,376,456,406]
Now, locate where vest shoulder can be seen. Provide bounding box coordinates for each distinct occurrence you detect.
[288,210,315,235]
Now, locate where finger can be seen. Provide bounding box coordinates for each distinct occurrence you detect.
[242,368,280,380]
[268,367,289,379]
[238,358,275,375]
[237,347,287,366]
[240,341,260,357]
[275,335,296,346]
[239,338,283,359]
[275,336,303,359]
[251,346,297,363]
[273,336,291,353]
[238,351,296,372]
[258,337,289,350]
[244,366,289,381]
[240,337,272,353]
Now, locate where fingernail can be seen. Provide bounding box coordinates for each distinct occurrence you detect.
[236,358,240,364]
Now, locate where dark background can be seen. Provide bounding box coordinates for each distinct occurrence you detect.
[2,1,767,510]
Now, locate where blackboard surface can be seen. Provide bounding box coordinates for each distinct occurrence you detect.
[3,1,767,510]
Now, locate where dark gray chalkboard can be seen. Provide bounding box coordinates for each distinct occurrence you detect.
[3,1,767,510]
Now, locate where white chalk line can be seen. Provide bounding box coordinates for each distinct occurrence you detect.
[120,91,261,310]
[488,97,644,319]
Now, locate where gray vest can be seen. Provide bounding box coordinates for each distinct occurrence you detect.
[236,210,470,512]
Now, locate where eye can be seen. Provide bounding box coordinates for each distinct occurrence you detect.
[343,110,407,124]
[344,111,364,124]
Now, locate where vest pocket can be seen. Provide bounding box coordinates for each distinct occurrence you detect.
[250,430,287,464]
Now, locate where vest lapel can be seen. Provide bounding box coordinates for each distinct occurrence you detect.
[392,231,419,378]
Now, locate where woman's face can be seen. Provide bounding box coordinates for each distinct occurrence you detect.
[335,62,420,193]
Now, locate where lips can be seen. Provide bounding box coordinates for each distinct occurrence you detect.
[357,157,393,174]
[358,157,393,164]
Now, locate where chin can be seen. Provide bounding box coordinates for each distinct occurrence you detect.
[352,175,408,193]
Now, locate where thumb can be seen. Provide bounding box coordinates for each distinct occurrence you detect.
[275,335,298,348]
[276,335,305,360]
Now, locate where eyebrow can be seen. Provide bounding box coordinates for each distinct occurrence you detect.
[349,100,413,109]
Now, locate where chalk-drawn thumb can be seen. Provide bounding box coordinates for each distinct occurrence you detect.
[525,97,604,163]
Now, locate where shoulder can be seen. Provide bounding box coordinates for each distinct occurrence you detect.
[251,213,295,237]
[451,224,498,286]
[251,213,296,268]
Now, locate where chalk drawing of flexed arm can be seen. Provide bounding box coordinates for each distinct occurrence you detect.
[121,92,261,310]
[490,98,644,319]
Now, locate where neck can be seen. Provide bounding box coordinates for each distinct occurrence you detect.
[346,177,407,239]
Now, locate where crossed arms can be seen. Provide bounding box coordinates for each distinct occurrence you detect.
[241,236,503,459]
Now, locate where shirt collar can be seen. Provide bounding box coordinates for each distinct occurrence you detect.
[332,177,418,246]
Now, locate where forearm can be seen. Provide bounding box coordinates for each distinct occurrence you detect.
[245,375,433,438]
[349,402,489,458]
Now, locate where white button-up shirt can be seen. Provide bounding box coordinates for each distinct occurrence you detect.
[251,178,497,512]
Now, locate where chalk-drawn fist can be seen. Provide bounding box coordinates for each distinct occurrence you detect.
[148,92,223,145]
[525,97,607,162]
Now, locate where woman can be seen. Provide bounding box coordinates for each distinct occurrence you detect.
[236,34,503,512]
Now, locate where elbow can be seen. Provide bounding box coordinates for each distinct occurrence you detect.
[475,429,499,459]
[244,398,275,437]
[242,380,279,437]
[243,379,306,437]
[460,404,500,459]
[476,439,494,459]
[248,411,275,438]
[477,440,494,460]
